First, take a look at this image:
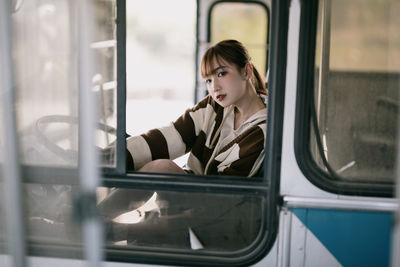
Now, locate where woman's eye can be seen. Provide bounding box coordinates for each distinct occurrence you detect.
[217,71,226,77]
[205,79,212,84]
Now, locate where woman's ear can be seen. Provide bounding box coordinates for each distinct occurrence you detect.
[244,63,253,80]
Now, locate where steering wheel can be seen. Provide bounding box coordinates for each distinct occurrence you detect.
[34,114,117,163]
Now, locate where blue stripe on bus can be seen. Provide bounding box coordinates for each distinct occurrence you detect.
[291,208,393,267]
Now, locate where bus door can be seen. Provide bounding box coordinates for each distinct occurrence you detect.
[0,0,117,265]
[279,0,400,266]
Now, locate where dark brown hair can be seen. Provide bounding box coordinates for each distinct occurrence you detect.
[200,39,267,95]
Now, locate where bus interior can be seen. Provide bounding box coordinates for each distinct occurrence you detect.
[1,0,400,266]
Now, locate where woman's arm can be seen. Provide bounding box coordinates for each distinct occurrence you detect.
[126,96,214,171]
[126,124,187,170]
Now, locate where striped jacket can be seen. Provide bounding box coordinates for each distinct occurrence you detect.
[126,94,267,177]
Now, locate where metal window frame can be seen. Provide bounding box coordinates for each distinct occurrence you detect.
[207,0,271,68]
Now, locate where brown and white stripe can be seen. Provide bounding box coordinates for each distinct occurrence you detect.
[127,95,267,177]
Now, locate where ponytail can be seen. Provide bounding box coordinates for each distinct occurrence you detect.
[251,63,268,96]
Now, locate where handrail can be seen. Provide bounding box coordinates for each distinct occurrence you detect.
[283,195,399,212]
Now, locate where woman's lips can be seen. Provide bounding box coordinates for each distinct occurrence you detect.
[216,94,226,101]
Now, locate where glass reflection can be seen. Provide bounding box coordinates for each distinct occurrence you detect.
[312,0,400,182]
[24,183,81,245]
[98,188,263,251]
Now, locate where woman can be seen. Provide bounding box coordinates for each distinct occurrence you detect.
[126,39,268,177]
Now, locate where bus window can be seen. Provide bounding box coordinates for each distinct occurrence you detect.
[125,0,196,167]
[126,2,195,138]
[12,0,118,168]
[210,2,269,78]
[297,0,400,195]
[98,187,264,251]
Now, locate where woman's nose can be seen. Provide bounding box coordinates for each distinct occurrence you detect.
[212,80,220,92]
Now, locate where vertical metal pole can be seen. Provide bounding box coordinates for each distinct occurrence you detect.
[315,0,331,161]
[77,0,103,265]
[317,0,331,122]
[0,1,27,266]
[317,0,331,116]
[68,1,79,152]
[277,208,292,267]
[116,0,127,174]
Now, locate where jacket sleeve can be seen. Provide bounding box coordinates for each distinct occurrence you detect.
[126,96,214,170]
[126,124,187,170]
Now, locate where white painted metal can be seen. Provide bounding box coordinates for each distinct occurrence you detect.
[299,215,342,267]
[276,211,342,267]
[280,0,337,199]
[251,238,278,267]
[0,1,27,266]
[288,210,306,267]
[77,0,103,265]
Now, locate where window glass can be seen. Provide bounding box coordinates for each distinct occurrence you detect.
[98,187,264,251]
[25,183,81,249]
[12,0,117,168]
[126,0,196,166]
[21,184,264,255]
[311,0,400,183]
[210,2,268,76]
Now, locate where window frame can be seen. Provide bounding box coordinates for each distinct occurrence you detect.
[207,0,271,86]
[294,0,395,198]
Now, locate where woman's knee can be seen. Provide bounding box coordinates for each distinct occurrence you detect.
[139,159,185,174]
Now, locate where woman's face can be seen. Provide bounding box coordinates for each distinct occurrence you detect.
[204,58,248,108]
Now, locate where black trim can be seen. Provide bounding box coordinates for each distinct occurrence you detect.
[260,0,289,261]
[194,0,200,103]
[206,0,270,43]
[99,0,126,175]
[207,0,270,78]
[294,0,394,197]
[116,0,127,174]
